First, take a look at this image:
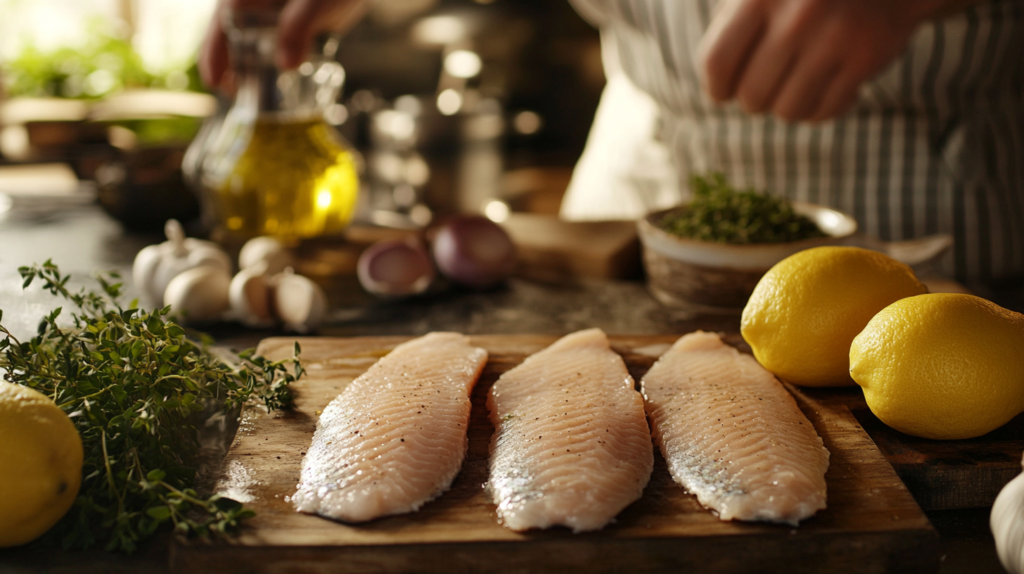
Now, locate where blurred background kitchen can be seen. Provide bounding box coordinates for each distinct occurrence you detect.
[0,0,604,234]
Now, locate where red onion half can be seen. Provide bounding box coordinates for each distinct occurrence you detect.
[432,215,517,289]
[357,238,436,298]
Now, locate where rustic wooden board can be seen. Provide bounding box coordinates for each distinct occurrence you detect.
[850,402,1024,511]
[171,335,939,574]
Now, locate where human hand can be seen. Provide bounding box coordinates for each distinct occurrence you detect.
[698,0,941,122]
[199,0,369,90]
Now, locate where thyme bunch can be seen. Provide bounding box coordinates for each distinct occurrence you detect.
[0,261,302,553]
[660,173,827,244]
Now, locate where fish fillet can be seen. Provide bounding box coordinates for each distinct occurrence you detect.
[487,328,654,532]
[641,331,829,525]
[293,332,487,522]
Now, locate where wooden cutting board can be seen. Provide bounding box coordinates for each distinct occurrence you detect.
[171,335,939,574]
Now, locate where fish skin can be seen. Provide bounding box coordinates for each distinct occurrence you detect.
[293,332,487,522]
[641,331,829,526]
[487,328,654,532]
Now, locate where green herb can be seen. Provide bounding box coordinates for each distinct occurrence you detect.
[0,261,303,553]
[3,19,205,100]
[659,173,826,244]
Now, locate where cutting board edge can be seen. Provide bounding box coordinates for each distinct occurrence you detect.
[171,527,940,574]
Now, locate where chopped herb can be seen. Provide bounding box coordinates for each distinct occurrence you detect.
[1,261,303,553]
[659,173,826,244]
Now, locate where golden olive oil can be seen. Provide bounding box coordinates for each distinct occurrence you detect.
[209,118,359,242]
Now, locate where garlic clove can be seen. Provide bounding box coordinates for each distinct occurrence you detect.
[273,269,328,333]
[163,265,232,324]
[992,468,1024,573]
[132,244,168,305]
[229,264,277,328]
[239,236,293,276]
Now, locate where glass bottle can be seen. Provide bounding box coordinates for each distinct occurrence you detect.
[195,7,359,245]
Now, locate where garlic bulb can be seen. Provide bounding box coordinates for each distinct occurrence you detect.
[273,268,328,333]
[132,220,231,306]
[993,460,1024,574]
[163,265,232,324]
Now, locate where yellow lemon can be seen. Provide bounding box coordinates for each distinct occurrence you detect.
[0,381,83,547]
[851,293,1024,440]
[741,246,927,386]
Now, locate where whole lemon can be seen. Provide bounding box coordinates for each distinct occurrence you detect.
[741,246,927,386]
[0,381,83,547]
[851,293,1024,440]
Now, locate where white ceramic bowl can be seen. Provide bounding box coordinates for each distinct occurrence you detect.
[637,201,858,315]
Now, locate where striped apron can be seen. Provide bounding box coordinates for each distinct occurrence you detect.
[562,0,1024,283]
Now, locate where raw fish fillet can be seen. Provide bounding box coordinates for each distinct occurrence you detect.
[293,332,487,522]
[487,328,653,532]
[641,331,829,525]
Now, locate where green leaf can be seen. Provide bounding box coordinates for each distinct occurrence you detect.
[146,469,166,482]
[213,497,243,513]
[145,506,172,521]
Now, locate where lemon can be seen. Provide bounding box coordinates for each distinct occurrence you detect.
[851,293,1024,440]
[741,246,927,387]
[0,381,83,547]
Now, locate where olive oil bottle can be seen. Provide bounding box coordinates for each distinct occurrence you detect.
[208,118,358,240]
[194,9,359,244]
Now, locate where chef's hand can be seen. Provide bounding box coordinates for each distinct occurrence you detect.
[698,0,977,122]
[199,0,369,90]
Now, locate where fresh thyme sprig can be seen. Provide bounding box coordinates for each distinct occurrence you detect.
[0,260,303,553]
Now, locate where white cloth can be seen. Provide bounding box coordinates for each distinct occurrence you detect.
[560,27,680,221]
